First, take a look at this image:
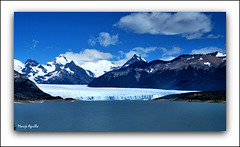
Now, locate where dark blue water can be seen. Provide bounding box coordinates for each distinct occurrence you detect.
[14,101,226,131]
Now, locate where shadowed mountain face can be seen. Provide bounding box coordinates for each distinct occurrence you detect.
[122,54,147,68]
[88,52,226,91]
[14,70,63,101]
[22,59,47,76]
[35,61,93,84]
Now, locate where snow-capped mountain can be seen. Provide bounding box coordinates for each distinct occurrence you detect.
[122,54,147,68]
[14,59,25,74]
[207,51,226,57]
[21,59,48,82]
[14,54,94,84]
[80,60,119,77]
[14,51,226,89]
[88,52,226,91]
[35,61,93,84]
[14,53,120,84]
[52,54,71,65]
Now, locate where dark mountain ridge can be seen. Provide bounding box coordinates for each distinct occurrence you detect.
[88,52,226,91]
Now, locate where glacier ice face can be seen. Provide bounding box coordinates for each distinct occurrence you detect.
[37,84,193,101]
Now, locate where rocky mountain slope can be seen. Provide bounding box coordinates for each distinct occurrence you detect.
[14,70,75,102]
[88,52,226,91]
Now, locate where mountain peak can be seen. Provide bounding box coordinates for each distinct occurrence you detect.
[207,52,226,57]
[68,60,76,66]
[133,54,139,57]
[59,54,65,57]
[122,54,147,68]
[132,54,146,61]
[215,52,226,57]
[53,54,70,65]
[25,59,39,66]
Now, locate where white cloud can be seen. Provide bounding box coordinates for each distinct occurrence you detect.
[64,49,113,65]
[113,46,182,66]
[115,12,212,39]
[113,47,157,66]
[182,33,203,40]
[113,59,129,67]
[161,46,182,56]
[88,32,119,47]
[159,46,182,61]
[207,34,224,39]
[118,51,125,58]
[99,32,118,47]
[160,56,176,61]
[190,47,225,54]
[126,47,157,58]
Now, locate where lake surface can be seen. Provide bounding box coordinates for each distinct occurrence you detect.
[37,84,193,100]
[14,101,226,131]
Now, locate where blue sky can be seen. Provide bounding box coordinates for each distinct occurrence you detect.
[14,12,226,66]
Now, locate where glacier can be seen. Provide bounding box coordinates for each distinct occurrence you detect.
[37,84,194,101]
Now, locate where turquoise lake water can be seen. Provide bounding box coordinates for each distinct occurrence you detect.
[14,101,226,131]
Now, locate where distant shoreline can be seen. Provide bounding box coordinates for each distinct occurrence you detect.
[151,90,226,104]
[151,98,226,104]
[14,98,77,104]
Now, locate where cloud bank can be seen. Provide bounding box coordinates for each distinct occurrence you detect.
[190,47,225,54]
[64,49,113,65]
[159,46,182,61]
[161,46,182,56]
[160,56,176,61]
[115,12,212,39]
